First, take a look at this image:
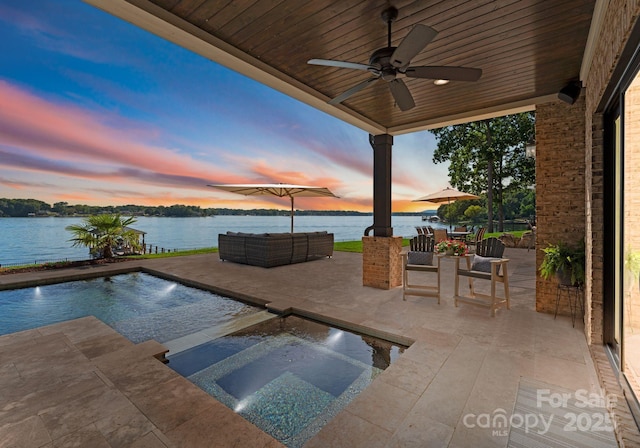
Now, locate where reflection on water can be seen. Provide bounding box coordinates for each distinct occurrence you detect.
[0,215,439,264]
[167,315,406,447]
[0,273,259,342]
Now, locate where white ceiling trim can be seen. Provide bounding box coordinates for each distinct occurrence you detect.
[580,0,609,84]
[388,95,558,135]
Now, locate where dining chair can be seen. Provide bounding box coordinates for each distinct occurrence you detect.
[432,228,448,242]
[466,227,486,253]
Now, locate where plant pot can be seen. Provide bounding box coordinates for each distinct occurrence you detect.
[446,249,454,256]
[556,269,574,286]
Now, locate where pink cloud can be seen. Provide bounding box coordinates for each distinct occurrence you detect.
[0,80,410,213]
[247,160,345,191]
[0,80,236,181]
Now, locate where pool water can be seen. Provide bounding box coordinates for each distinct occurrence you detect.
[0,272,259,343]
[1,274,407,447]
[167,315,406,448]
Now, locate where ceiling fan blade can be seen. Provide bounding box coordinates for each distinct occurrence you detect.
[405,66,482,82]
[328,77,379,105]
[391,24,438,68]
[389,79,415,111]
[308,58,373,71]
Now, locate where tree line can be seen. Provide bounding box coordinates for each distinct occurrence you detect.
[0,199,421,218]
[0,199,217,217]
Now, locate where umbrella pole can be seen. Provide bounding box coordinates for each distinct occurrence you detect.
[290,196,294,233]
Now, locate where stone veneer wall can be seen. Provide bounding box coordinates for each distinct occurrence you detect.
[362,236,402,289]
[535,98,587,315]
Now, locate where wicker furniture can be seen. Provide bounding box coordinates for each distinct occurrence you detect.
[218,231,334,267]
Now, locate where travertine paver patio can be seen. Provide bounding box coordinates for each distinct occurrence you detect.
[0,248,615,447]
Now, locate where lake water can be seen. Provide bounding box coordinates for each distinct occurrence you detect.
[1,215,446,266]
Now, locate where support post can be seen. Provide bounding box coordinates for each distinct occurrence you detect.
[367,134,393,237]
[363,133,401,289]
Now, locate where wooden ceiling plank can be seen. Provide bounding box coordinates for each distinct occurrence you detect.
[163,0,210,17]
[190,0,262,31]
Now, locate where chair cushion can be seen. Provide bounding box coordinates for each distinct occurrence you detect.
[408,251,434,266]
[472,255,501,274]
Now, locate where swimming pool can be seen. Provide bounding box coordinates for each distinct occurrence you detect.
[0,272,260,343]
[167,315,406,448]
[1,273,407,447]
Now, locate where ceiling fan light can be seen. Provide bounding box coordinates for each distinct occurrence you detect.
[434,79,450,85]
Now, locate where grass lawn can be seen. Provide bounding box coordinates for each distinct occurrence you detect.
[334,230,528,253]
[3,230,527,271]
[127,247,218,259]
[334,239,411,253]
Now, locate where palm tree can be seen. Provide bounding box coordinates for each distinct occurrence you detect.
[66,214,141,259]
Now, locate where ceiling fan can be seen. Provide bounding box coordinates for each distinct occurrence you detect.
[308,6,482,111]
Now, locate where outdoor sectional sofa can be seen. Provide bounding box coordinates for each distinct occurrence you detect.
[218,231,334,267]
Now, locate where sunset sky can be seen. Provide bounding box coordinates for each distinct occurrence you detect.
[0,0,448,213]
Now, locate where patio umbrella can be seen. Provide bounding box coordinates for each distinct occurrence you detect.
[413,187,479,230]
[208,183,338,233]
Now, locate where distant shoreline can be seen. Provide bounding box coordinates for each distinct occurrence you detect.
[1,198,435,218]
[2,212,427,218]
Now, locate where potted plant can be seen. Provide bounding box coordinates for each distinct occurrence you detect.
[539,240,585,286]
[435,239,468,256]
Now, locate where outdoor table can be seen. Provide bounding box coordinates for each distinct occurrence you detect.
[449,231,471,241]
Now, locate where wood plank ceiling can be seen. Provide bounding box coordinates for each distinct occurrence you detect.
[87,0,596,135]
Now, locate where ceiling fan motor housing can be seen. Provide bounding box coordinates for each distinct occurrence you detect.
[369,47,398,80]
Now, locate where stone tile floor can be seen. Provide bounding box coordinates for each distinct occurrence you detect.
[0,249,619,447]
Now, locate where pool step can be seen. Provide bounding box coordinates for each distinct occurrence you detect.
[164,310,277,356]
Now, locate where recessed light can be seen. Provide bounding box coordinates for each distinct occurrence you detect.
[434,79,450,86]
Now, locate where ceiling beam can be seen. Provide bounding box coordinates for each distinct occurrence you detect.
[388,95,557,135]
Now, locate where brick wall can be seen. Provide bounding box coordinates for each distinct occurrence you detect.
[584,0,640,344]
[535,98,587,315]
[587,113,604,344]
[581,2,640,443]
[362,236,403,289]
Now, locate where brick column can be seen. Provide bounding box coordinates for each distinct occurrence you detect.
[536,97,587,315]
[362,236,403,289]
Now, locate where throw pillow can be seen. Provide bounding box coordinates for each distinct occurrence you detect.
[407,251,433,266]
[471,255,501,274]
